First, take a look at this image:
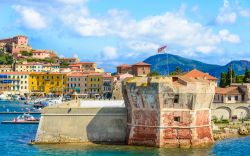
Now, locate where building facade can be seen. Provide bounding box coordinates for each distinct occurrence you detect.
[123,76,216,148]
[57,58,80,64]
[15,62,43,72]
[117,62,151,76]
[131,62,151,76]
[29,72,66,95]
[0,35,32,54]
[0,65,13,72]
[66,73,88,94]
[0,72,29,95]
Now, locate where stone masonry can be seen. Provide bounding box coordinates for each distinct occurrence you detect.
[122,76,216,148]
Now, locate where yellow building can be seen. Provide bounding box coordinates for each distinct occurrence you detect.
[29,72,66,95]
[86,73,113,98]
[87,73,103,98]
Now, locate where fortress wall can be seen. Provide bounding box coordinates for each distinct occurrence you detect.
[35,107,127,143]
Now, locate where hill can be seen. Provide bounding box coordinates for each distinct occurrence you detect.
[144,54,250,78]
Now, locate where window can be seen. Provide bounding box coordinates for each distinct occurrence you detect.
[174,116,180,122]
[228,96,231,101]
[235,96,238,101]
[174,94,179,103]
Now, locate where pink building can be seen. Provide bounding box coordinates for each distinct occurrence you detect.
[66,72,88,94]
[32,50,51,59]
[0,35,28,46]
[0,35,31,54]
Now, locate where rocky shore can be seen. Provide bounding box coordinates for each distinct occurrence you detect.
[213,122,250,141]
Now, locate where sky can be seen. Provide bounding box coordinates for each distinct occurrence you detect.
[0,0,250,72]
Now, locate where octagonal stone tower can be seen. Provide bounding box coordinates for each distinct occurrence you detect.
[122,76,216,148]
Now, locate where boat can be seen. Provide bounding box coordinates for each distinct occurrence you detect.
[0,93,8,100]
[1,113,39,124]
[33,101,48,109]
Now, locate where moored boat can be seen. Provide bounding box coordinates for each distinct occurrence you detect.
[1,113,39,124]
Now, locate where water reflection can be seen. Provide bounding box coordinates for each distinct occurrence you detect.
[34,143,211,156]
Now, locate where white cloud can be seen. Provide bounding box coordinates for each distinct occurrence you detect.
[126,41,159,52]
[13,5,47,29]
[216,0,237,24]
[60,7,241,54]
[219,29,240,43]
[101,46,118,60]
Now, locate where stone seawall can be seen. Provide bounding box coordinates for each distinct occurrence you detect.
[35,106,127,143]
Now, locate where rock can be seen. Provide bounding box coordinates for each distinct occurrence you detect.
[238,126,249,135]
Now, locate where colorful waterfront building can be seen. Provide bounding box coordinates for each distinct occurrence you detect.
[31,50,57,59]
[87,73,114,98]
[42,64,60,72]
[15,62,43,72]
[0,65,13,72]
[66,72,88,94]
[29,72,66,95]
[0,72,29,95]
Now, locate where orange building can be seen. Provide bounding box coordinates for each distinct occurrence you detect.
[131,62,151,76]
[117,64,132,74]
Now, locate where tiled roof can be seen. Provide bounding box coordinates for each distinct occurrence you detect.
[0,72,29,75]
[117,64,131,67]
[132,62,151,66]
[182,69,217,81]
[67,72,88,77]
[215,87,241,95]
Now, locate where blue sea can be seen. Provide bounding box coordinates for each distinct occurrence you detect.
[0,101,249,156]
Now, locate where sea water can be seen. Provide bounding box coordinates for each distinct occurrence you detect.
[0,101,249,156]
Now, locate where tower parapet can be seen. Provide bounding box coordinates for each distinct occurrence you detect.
[122,76,216,148]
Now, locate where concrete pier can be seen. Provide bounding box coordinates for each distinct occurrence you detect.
[35,100,127,144]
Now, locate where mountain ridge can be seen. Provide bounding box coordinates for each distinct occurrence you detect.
[143,54,250,78]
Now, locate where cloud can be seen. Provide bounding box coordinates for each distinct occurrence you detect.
[60,6,240,55]
[101,46,118,60]
[219,29,240,43]
[215,0,237,24]
[12,5,47,29]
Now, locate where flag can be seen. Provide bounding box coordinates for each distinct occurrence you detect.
[157,45,167,53]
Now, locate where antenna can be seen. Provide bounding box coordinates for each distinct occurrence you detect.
[230,59,233,85]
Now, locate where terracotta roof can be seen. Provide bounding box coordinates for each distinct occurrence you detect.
[29,72,66,75]
[43,64,60,66]
[132,62,151,66]
[182,69,217,81]
[0,72,30,75]
[60,58,79,60]
[75,62,95,65]
[67,72,88,77]
[117,64,131,67]
[17,62,43,65]
[215,87,241,95]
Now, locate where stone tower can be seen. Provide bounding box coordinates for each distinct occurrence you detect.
[122,76,216,148]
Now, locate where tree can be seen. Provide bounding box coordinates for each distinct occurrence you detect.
[243,68,250,83]
[170,66,182,75]
[219,72,227,87]
[149,71,160,76]
[60,60,69,68]
[0,54,13,65]
[21,51,32,57]
[235,75,244,83]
